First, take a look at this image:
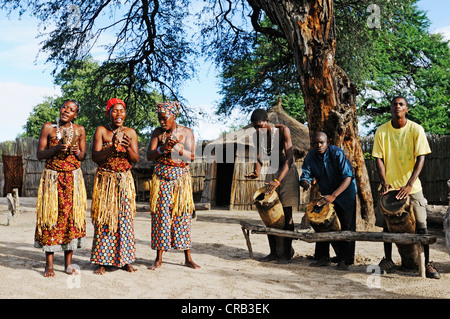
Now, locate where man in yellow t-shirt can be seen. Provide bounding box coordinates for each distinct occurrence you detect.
[372,96,440,279]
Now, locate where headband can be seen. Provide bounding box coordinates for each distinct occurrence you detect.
[105,98,126,117]
[155,101,180,118]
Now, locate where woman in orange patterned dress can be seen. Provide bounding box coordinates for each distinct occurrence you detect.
[90,98,139,275]
[35,99,87,277]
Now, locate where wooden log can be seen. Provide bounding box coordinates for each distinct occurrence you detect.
[240,220,436,277]
[195,202,211,211]
[241,227,254,259]
[239,221,437,245]
[6,188,20,225]
[416,243,426,278]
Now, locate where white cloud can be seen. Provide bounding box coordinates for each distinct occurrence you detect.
[190,104,248,142]
[0,82,60,142]
[433,25,450,41]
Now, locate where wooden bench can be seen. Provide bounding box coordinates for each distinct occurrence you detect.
[240,220,437,278]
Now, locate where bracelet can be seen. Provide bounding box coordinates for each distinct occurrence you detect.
[273,179,280,185]
[157,146,164,154]
[75,150,81,157]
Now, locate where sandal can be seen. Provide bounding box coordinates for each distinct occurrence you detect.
[378,257,396,273]
[425,262,441,279]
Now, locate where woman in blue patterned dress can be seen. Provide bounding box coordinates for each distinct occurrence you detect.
[146,101,199,270]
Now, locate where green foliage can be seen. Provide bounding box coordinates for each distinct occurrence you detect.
[23,58,161,142]
[23,96,62,137]
[215,0,449,135]
[217,16,306,122]
[3,0,448,135]
[362,2,450,135]
[1,0,195,119]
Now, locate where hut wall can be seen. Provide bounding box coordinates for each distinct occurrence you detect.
[229,162,265,211]
[190,160,206,203]
[200,162,217,204]
[229,160,309,211]
[18,137,44,197]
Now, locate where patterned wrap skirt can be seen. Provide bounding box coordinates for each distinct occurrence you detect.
[90,169,136,267]
[34,168,87,252]
[150,164,194,251]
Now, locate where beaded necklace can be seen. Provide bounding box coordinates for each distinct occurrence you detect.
[259,125,276,156]
[56,121,74,145]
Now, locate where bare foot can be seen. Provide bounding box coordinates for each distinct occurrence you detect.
[65,265,79,275]
[148,260,162,270]
[185,260,200,269]
[44,267,55,278]
[122,264,137,273]
[94,266,106,275]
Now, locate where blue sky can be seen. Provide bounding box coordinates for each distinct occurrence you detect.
[0,0,449,144]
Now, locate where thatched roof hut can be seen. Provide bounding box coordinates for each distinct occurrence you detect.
[200,102,310,210]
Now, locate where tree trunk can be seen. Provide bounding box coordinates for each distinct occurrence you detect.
[254,0,375,230]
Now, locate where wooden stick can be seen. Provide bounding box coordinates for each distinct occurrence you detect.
[239,221,437,245]
[417,243,426,278]
[241,226,254,259]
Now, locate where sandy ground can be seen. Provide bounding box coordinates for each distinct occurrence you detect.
[0,197,449,300]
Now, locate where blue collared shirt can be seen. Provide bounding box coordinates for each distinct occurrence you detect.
[300,145,357,211]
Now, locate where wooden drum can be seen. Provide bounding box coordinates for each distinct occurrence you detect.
[305,199,341,233]
[380,190,418,269]
[380,190,416,233]
[253,186,285,229]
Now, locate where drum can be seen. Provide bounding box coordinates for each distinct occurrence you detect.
[253,187,293,259]
[380,190,418,269]
[253,186,285,229]
[305,199,341,232]
[380,190,416,233]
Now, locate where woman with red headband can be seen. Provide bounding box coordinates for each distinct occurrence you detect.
[90,98,140,275]
[147,101,200,270]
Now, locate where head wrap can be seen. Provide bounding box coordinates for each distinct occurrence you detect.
[105,98,126,117]
[155,101,180,118]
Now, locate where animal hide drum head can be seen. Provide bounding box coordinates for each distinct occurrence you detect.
[380,190,408,213]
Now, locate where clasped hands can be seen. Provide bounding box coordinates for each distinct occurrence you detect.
[159,134,184,155]
[57,136,81,156]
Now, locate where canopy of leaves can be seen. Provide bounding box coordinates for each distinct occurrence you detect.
[212,0,449,134]
[1,0,195,118]
[23,97,61,138]
[23,57,161,141]
[2,0,448,135]
[361,3,450,135]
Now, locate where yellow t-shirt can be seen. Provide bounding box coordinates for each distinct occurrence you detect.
[372,120,431,194]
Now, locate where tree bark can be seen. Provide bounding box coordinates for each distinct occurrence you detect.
[253,0,375,230]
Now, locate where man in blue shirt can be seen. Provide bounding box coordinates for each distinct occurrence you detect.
[299,131,357,270]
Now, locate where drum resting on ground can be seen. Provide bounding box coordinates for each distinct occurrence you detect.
[380,190,418,270]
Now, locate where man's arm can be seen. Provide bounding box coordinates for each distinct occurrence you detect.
[375,157,392,195]
[317,177,352,206]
